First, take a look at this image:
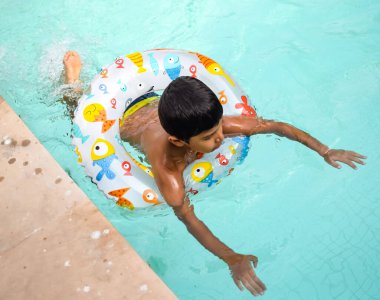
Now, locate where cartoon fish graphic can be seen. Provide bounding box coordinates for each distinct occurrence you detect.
[91,138,118,181]
[164,53,181,80]
[115,58,125,68]
[121,161,132,176]
[194,52,235,86]
[235,95,256,117]
[85,93,94,100]
[83,103,116,133]
[228,145,236,154]
[191,162,218,187]
[100,68,108,78]
[73,123,90,144]
[142,189,161,205]
[218,90,228,105]
[117,79,127,92]
[232,136,250,162]
[108,188,134,210]
[228,168,235,176]
[216,153,229,166]
[188,187,199,195]
[126,52,147,73]
[74,147,83,163]
[125,152,154,177]
[189,64,197,78]
[148,53,159,76]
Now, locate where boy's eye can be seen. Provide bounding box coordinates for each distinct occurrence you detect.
[203,136,210,140]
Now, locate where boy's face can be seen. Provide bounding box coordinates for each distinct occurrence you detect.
[187,118,224,153]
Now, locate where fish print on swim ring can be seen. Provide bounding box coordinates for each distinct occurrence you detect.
[72,49,255,209]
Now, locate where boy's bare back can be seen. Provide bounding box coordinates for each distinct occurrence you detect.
[120,100,199,171]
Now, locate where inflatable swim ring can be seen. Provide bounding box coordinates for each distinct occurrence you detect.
[72,49,256,209]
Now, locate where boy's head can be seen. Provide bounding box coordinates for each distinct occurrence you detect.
[158,76,224,153]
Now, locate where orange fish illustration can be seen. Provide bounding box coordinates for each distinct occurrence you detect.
[188,187,199,195]
[218,90,228,105]
[108,188,134,210]
[100,68,108,78]
[126,52,147,73]
[196,152,204,159]
[193,52,235,86]
[83,103,116,133]
[142,189,161,205]
[216,153,229,166]
[235,95,256,117]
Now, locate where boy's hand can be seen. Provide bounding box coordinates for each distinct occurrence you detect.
[225,253,266,296]
[323,149,366,169]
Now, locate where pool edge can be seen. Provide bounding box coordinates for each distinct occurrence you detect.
[0,96,178,299]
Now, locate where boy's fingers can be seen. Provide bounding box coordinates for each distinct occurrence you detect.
[248,264,266,294]
[351,156,365,165]
[233,277,244,291]
[254,276,267,292]
[242,278,259,296]
[327,158,341,169]
[350,151,366,159]
[338,158,357,169]
[248,255,258,268]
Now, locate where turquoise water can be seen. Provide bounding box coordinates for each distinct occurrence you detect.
[1,0,380,299]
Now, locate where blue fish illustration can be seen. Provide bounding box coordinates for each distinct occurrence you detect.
[232,136,250,162]
[201,171,218,187]
[73,123,90,144]
[114,134,124,146]
[164,53,181,80]
[117,80,127,92]
[148,53,159,76]
[85,93,94,100]
[91,139,118,181]
[99,84,108,94]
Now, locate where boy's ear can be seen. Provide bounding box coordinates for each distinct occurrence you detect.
[168,135,187,147]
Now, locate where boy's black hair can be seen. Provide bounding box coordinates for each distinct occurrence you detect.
[158,76,223,143]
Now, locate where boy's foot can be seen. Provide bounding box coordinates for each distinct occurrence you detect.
[63,51,82,84]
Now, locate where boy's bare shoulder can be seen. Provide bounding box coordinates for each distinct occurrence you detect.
[145,136,186,206]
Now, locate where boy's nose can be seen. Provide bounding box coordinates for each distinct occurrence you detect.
[216,135,224,144]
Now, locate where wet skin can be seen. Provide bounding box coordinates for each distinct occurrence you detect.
[120,112,366,297]
[64,51,366,297]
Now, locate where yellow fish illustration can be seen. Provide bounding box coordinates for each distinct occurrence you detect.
[228,145,236,154]
[194,52,235,86]
[83,103,116,133]
[191,162,218,187]
[74,147,82,163]
[91,138,118,181]
[126,52,147,73]
[125,152,154,177]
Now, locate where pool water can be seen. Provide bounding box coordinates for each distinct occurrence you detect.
[1,1,380,299]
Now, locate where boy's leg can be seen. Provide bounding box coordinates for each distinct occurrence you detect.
[62,51,83,118]
[63,51,82,85]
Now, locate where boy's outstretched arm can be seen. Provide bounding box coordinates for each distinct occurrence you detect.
[153,165,267,297]
[223,116,366,169]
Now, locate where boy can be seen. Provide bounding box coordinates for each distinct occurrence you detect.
[64,51,366,297]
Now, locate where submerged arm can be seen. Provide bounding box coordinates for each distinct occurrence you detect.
[153,165,266,296]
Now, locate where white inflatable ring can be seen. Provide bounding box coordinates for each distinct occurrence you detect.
[72,49,256,209]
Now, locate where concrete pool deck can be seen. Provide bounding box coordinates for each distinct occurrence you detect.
[0,97,178,299]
